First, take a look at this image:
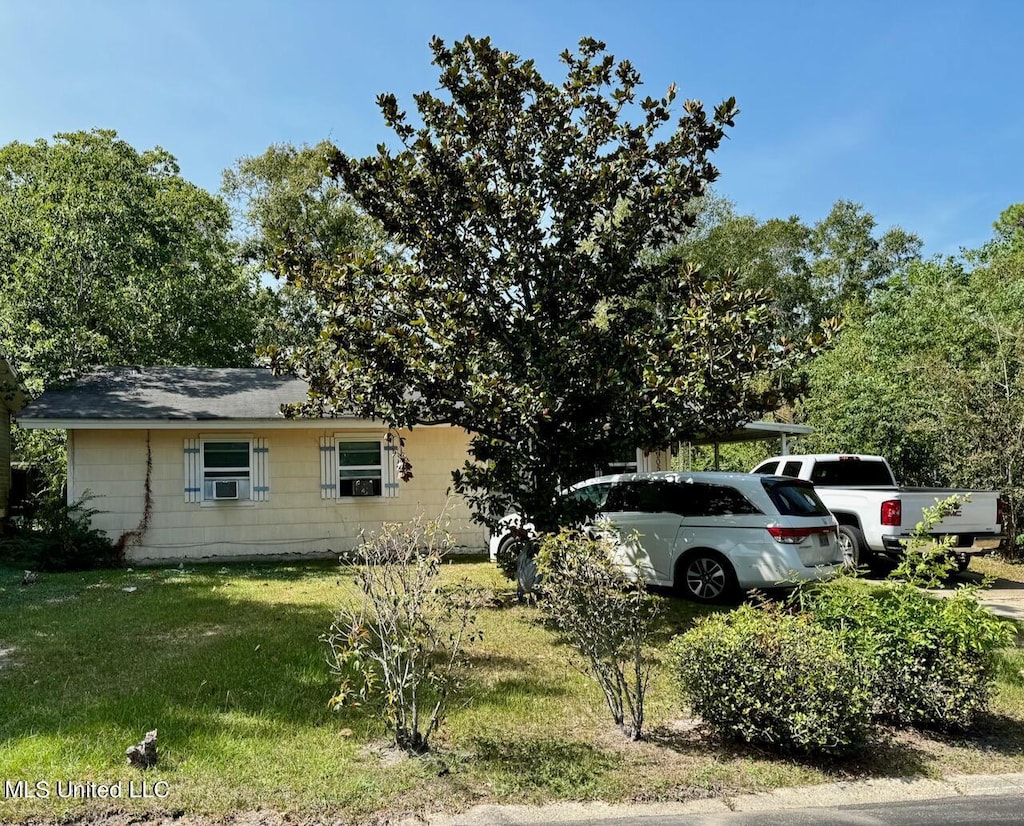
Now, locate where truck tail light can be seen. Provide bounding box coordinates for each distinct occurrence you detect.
[881,499,902,527]
[767,525,836,544]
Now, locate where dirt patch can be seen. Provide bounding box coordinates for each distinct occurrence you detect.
[150,625,230,644]
[0,645,17,670]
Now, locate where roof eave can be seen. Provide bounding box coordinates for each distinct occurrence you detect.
[16,417,359,430]
[14,416,454,431]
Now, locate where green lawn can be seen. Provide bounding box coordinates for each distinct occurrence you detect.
[1,556,1023,822]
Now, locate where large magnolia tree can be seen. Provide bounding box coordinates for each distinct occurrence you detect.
[273,36,829,529]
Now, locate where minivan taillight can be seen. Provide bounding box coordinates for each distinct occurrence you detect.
[881,499,901,527]
[767,525,836,544]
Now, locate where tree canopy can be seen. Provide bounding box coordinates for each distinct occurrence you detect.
[0,129,266,396]
[664,196,922,342]
[799,204,1024,552]
[222,141,381,351]
[0,129,274,479]
[272,36,827,529]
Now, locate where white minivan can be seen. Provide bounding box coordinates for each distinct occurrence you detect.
[490,471,843,602]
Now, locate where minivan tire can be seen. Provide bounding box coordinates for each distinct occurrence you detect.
[675,550,737,603]
[837,525,867,569]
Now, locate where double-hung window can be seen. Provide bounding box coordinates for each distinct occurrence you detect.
[203,441,251,501]
[320,434,398,500]
[338,440,383,497]
[184,436,269,503]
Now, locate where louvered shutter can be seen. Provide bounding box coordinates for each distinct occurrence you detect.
[184,438,201,503]
[383,438,399,498]
[252,438,269,501]
[320,435,338,499]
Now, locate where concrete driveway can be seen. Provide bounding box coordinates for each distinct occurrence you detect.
[967,575,1024,622]
[869,561,1024,623]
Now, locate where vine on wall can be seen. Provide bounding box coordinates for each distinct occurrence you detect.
[115,430,153,557]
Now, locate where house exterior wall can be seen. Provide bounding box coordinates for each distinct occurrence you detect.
[69,425,488,563]
[0,409,10,518]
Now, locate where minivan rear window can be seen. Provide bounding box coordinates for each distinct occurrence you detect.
[761,479,830,517]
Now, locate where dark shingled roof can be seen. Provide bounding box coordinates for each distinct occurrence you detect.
[18,367,311,421]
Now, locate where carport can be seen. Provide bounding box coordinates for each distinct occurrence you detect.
[684,421,814,470]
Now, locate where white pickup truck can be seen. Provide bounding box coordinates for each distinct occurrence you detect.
[751,454,1003,570]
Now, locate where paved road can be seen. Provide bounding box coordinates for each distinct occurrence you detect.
[537,793,1024,825]
[973,578,1024,622]
[421,774,1024,826]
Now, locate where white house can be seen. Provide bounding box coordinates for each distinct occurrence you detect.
[18,366,680,563]
[17,366,803,563]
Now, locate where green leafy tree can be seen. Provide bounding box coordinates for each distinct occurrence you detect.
[223,142,381,350]
[664,198,921,343]
[0,129,267,478]
[807,200,921,321]
[799,205,1024,554]
[662,197,816,341]
[274,36,825,531]
[0,130,264,388]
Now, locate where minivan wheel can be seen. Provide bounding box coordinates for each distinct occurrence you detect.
[677,551,736,603]
[837,525,866,569]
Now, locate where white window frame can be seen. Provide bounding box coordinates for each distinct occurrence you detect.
[337,438,384,498]
[185,435,269,505]
[320,433,398,500]
[202,438,252,502]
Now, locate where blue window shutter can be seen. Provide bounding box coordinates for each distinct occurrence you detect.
[383,439,399,498]
[320,436,337,499]
[252,438,269,501]
[184,438,201,503]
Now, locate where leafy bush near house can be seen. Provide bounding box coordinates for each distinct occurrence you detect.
[0,492,120,571]
[671,602,872,755]
[802,577,1014,730]
[536,528,661,740]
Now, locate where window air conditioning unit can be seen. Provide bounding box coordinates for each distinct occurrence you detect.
[351,479,375,497]
[213,480,239,500]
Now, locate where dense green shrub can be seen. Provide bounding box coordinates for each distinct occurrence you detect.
[802,578,1014,730]
[671,603,872,755]
[0,493,120,571]
[536,529,661,740]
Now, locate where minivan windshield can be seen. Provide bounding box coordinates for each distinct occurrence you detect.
[761,479,830,517]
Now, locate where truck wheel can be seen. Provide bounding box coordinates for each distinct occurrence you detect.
[675,550,737,603]
[837,525,867,569]
[954,552,970,573]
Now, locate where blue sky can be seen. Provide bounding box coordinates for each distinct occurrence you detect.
[1,0,1020,256]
